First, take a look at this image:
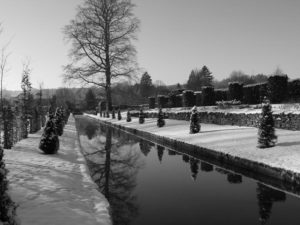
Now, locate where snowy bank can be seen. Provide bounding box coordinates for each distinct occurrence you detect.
[4,116,111,225]
[86,113,300,186]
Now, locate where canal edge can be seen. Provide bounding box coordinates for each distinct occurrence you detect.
[86,115,300,187]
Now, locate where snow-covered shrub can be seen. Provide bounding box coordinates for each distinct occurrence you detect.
[39,115,59,154]
[157,108,165,127]
[139,108,145,124]
[126,110,132,122]
[54,108,64,136]
[189,106,200,133]
[258,97,277,148]
[117,109,122,120]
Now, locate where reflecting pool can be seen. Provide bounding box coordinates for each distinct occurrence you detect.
[75,116,300,225]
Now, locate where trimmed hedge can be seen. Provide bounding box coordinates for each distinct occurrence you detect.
[202,86,215,106]
[243,83,267,104]
[195,91,202,106]
[215,89,228,102]
[228,82,243,101]
[288,79,300,102]
[268,75,288,103]
[148,97,155,109]
[182,90,195,107]
[168,89,184,108]
[157,95,169,108]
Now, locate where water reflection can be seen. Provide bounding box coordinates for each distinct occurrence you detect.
[256,183,286,224]
[189,158,199,181]
[75,117,300,225]
[77,120,141,225]
[157,145,165,162]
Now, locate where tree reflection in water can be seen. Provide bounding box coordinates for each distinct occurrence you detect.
[157,145,165,162]
[189,158,199,181]
[83,126,142,225]
[139,139,152,157]
[256,183,286,224]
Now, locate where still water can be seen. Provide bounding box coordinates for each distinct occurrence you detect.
[75,116,300,225]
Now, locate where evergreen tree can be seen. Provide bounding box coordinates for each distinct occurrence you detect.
[106,111,110,118]
[117,108,122,120]
[126,110,131,122]
[39,114,59,154]
[157,108,165,127]
[54,107,64,136]
[112,108,116,119]
[200,65,213,87]
[189,106,201,134]
[21,63,32,139]
[3,106,14,149]
[186,66,213,91]
[140,72,154,98]
[258,97,277,148]
[139,108,145,124]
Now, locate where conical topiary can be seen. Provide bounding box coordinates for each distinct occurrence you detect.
[189,106,200,134]
[54,107,64,136]
[157,108,165,127]
[258,97,277,148]
[117,108,122,120]
[126,110,131,122]
[39,114,59,154]
[139,108,145,124]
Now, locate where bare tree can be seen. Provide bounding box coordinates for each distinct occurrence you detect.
[63,0,139,111]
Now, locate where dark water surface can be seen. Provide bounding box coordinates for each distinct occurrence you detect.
[75,116,300,225]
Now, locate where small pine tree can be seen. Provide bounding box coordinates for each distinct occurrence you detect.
[112,108,116,119]
[258,97,277,148]
[139,108,145,124]
[39,114,59,154]
[126,110,131,122]
[190,106,201,134]
[117,108,122,120]
[54,108,64,136]
[157,108,165,127]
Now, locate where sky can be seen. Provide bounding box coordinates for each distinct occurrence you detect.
[0,0,300,90]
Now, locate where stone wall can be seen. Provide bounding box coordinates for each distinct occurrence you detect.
[144,111,300,131]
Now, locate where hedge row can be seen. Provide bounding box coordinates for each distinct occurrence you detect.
[148,75,299,108]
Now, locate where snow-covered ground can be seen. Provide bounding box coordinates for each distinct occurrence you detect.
[87,113,300,177]
[4,116,111,225]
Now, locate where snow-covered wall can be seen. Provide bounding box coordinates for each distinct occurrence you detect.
[144,111,300,131]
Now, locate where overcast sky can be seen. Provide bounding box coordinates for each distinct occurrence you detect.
[0,0,300,90]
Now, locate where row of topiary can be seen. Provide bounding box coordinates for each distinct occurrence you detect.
[101,98,276,148]
[39,107,70,154]
[148,75,300,108]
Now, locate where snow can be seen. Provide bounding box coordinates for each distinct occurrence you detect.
[87,113,300,176]
[4,116,111,225]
